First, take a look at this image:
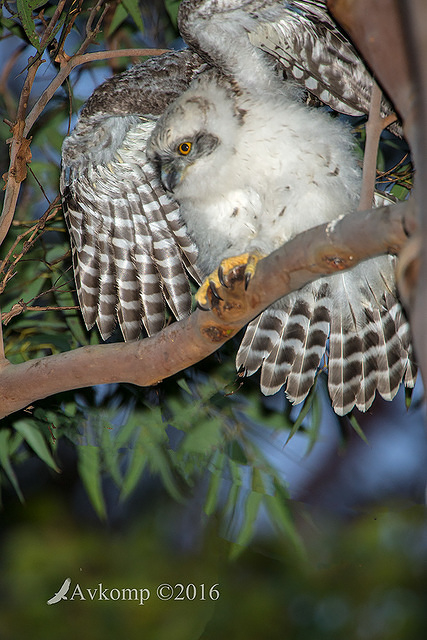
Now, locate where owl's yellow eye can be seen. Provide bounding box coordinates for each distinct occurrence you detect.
[177,141,192,156]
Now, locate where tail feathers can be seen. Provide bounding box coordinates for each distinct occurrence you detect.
[237,288,326,400]
[390,293,417,388]
[284,283,331,405]
[373,305,405,401]
[236,308,290,378]
[354,308,380,412]
[260,298,311,396]
[328,313,363,416]
[236,275,416,415]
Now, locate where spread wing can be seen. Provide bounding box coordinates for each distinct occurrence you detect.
[61,50,204,341]
[248,0,395,120]
[178,0,396,120]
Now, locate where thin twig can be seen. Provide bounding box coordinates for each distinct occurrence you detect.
[0,54,44,246]
[0,204,61,292]
[0,307,5,361]
[2,302,78,326]
[38,0,67,51]
[358,81,399,210]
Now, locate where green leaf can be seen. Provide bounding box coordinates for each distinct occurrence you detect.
[176,377,193,396]
[107,2,128,36]
[0,14,26,39]
[230,490,263,557]
[120,446,148,500]
[13,420,59,471]
[244,393,292,431]
[251,466,267,494]
[222,459,243,525]
[77,445,107,520]
[0,431,24,502]
[305,391,322,455]
[264,484,306,559]
[165,0,181,28]
[100,429,122,487]
[16,0,49,51]
[227,440,248,465]
[286,381,317,443]
[181,416,223,454]
[122,0,145,33]
[390,184,410,201]
[148,445,182,502]
[204,451,226,516]
[348,413,369,445]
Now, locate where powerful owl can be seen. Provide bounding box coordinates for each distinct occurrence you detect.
[61,0,416,415]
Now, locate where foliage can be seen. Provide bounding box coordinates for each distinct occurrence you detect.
[0,0,414,551]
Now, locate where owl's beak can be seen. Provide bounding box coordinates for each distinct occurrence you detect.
[161,165,181,193]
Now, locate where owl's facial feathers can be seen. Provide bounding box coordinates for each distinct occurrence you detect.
[149,130,220,192]
[148,71,240,194]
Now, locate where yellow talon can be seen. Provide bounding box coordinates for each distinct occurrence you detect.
[195,251,264,308]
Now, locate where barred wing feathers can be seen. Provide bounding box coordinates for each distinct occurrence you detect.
[250,0,395,120]
[61,52,203,341]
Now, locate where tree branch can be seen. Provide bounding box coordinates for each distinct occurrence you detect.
[328,0,426,401]
[0,53,43,246]
[0,200,415,420]
[358,81,397,211]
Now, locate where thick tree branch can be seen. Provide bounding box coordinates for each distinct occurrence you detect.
[0,201,415,420]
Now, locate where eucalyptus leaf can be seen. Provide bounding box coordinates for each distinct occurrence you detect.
[77,445,107,520]
[13,419,59,471]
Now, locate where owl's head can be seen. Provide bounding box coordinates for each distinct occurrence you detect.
[147,70,242,196]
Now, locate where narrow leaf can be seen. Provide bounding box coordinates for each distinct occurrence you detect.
[120,447,148,500]
[107,3,128,36]
[0,431,24,502]
[13,420,59,471]
[264,486,306,559]
[16,0,44,51]
[204,451,226,516]
[348,413,369,445]
[122,0,145,33]
[230,490,262,558]
[77,445,107,519]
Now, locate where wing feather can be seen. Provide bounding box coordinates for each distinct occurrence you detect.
[61,51,204,341]
[249,0,396,120]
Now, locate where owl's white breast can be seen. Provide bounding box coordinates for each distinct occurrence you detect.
[176,84,361,276]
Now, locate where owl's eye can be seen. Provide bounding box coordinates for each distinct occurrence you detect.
[177,141,192,156]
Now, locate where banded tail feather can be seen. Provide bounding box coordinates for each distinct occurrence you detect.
[236,262,415,415]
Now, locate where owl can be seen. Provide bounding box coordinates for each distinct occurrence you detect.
[61,0,415,415]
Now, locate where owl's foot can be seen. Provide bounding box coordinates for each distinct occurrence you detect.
[196,252,263,309]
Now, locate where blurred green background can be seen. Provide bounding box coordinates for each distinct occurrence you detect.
[1,472,427,639]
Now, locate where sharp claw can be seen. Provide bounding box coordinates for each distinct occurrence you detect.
[244,271,252,290]
[218,265,228,288]
[196,299,211,311]
[209,280,223,300]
